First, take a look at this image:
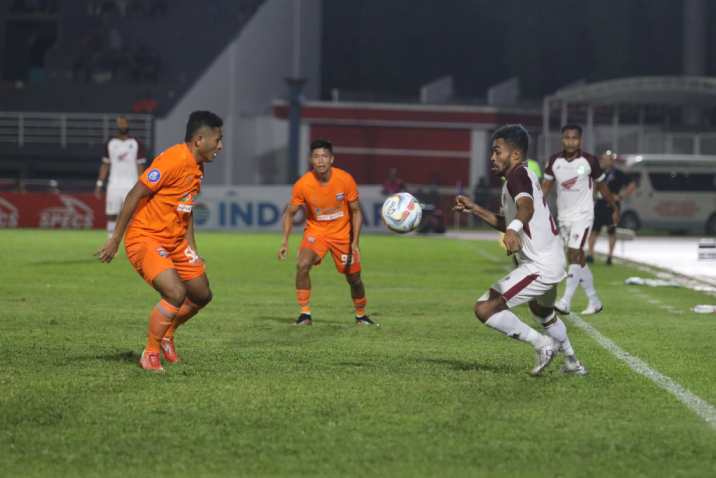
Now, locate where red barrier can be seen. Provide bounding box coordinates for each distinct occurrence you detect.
[0,193,106,229]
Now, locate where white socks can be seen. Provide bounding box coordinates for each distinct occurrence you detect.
[485,310,543,348]
[562,264,581,305]
[579,265,600,304]
[538,314,574,357]
[107,220,117,239]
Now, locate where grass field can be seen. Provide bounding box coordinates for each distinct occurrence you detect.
[1,229,716,477]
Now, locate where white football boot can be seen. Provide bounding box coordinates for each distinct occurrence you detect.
[581,301,603,315]
[557,354,589,376]
[553,298,571,315]
[530,336,559,376]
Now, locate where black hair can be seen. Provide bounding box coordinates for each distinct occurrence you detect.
[184,110,223,142]
[561,124,582,136]
[491,124,530,157]
[310,138,333,153]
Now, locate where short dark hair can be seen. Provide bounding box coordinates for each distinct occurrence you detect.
[561,124,582,136]
[491,124,530,156]
[184,110,223,142]
[310,138,333,153]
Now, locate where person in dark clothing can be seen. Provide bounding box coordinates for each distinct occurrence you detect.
[586,151,637,265]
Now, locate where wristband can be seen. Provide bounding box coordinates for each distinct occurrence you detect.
[507,219,523,233]
[96,180,103,187]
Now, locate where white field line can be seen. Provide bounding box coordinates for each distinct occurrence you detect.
[459,239,716,430]
[565,312,716,430]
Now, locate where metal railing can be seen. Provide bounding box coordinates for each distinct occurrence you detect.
[0,113,153,148]
[540,132,716,159]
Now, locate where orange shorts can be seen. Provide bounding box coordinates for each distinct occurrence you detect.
[125,238,206,286]
[300,233,361,275]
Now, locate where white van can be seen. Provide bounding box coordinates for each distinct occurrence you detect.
[618,155,716,235]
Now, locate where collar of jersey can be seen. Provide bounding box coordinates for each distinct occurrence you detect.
[560,149,582,161]
[505,161,528,180]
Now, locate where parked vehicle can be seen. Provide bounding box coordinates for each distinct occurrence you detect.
[618,155,716,235]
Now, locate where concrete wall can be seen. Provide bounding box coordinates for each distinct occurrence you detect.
[155,0,322,185]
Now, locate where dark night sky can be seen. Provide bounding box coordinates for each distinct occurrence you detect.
[321,0,715,101]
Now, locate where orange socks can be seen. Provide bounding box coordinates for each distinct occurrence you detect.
[353,297,367,317]
[146,300,180,353]
[164,298,203,339]
[297,290,311,314]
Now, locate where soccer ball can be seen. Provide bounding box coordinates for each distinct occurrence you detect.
[381,192,422,234]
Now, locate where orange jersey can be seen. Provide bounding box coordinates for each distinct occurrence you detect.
[125,143,203,247]
[290,167,359,241]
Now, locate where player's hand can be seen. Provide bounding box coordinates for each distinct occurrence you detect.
[199,256,206,268]
[94,185,102,200]
[350,242,361,264]
[503,229,523,256]
[278,244,289,261]
[94,238,120,263]
[453,195,475,213]
[612,209,621,228]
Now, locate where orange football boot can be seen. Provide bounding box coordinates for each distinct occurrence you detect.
[160,337,181,363]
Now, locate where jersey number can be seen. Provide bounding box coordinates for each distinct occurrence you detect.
[184,247,200,264]
[340,254,357,265]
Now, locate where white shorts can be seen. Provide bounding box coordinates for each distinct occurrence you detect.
[479,265,559,309]
[559,219,593,250]
[106,186,131,215]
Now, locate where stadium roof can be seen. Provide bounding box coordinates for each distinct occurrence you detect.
[546,76,716,107]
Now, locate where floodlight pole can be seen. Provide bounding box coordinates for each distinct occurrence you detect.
[286,78,306,184]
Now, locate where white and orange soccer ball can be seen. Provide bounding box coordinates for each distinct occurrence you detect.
[381,192,422,234]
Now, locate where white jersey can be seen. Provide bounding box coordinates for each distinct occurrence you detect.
[501,162,567,284]
[544,150,605,224]
[103,137,146,189]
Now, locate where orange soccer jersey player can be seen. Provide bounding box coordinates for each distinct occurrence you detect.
[94,110,223,371]
[278,138,375,326]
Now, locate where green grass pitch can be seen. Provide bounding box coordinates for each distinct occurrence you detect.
[1,229,716,477]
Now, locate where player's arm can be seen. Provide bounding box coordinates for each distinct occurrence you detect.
[94,182,151,263]
[596,181,620,226]
[278,203,302,260]
[137,162,145,175]
[185,212,205,267]
[541,178,553,197]
[95,162,110,199]
[453,195,506,232]
[349,199,363,262]
[502,196,534,256]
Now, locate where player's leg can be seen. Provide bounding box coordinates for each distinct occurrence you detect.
[105,187,121,239]
[332,241,374,325]
[573,221,602,314]
[529,287,587,375]
[140,268,187,370]
[556,223,583,314]
[475,270,557,376]
[294,238,325,325]
[161,272,212,362]
[586,229,598,262]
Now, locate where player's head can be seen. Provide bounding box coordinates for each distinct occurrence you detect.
[309,138,334,174]
[601,150,616,170]
[490,124,529,177]
[117,116,130,135]
[185,110,223,163]
[561,124,583,154]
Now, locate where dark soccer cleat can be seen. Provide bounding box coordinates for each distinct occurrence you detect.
[292,313,312,326]
[606,257,613,265]
[356,315,378,326]
[586,255,594,263]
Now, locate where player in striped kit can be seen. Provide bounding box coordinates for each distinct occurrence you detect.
[95,116,146,238]
[454,124,587,376]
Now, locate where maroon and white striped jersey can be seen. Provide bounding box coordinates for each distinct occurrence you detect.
[544,150,605,223]
[501,162,566,284]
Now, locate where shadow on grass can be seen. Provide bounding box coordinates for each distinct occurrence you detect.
[93,350,139,363]
[423,358,521,373]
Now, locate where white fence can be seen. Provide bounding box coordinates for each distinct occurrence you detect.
[0,113,153,148]
[540,132,716,159]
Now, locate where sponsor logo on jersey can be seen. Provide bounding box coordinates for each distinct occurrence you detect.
[39,195,94,229]
[147,169,161,183]
[336,192,345,201]
[156,248,169,258]
[177,204,193,212]
[561,176,579,190]
[317,211,344,221]
[118,152,128,161]
[577,165,585,175]
[307,237,316,243]
[181,192,197,202]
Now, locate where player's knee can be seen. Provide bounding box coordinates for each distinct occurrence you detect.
[567,249,581,264]
[296,260,312,276]
[164,286,187,308]
[192,288,213,306]
[474,301,493,323]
